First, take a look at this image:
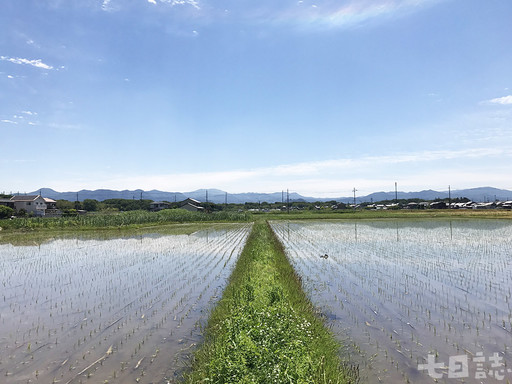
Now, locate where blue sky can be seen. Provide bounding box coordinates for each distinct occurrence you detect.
[1,0,511,197]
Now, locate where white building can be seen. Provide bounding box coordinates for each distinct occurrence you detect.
[10,195,47,216]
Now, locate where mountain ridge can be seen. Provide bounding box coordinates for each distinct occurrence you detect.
[25,187,512,204]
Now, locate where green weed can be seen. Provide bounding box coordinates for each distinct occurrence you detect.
[183,221,357,383]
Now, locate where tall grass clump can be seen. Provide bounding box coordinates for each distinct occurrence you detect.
[0,209,251,231]
[184,221,357,383]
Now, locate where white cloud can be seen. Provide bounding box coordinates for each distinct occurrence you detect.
[1,119,18,125]
[102,0,111,10]
[47,122,82,131]
[272,0,444,30]
[52,146,511,197]
[101,0,199,11]
[0,56,53,70]
[486,95,512,105]
[164,0,201,9]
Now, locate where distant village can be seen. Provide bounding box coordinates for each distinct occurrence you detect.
[0,195,205,218]
[0,193,511,218]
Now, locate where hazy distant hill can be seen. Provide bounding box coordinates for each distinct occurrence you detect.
[29,186,512,204]
[34,188,187,202]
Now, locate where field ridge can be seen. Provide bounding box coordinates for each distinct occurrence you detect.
[183,220,357,383]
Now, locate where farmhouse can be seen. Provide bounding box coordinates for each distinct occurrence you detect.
[43,197,63,217]
[429,201,447,209]
[498,201,512,210]
[10,195,47,216]
[473,202,496,210]
[179,198,204,212]
[0,195,63,217]
[43,197,57,209]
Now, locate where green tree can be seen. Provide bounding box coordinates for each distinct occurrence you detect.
[83,199,99,212]
[56,200,74,210]
[0,205,15,219]
[102,198,152,211]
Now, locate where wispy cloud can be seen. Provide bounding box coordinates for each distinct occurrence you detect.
[1,119,18,125]
[485,95,512,105]
[161,0,200,8]
[0,56,53,70]
[101,0,112,11]
[97,0,432,27]
[47,122,82,131]
[270,0,443,30]
[103,0,200,10]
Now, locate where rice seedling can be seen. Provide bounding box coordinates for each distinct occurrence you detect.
[270,219,512,384]
[0,224,251,383]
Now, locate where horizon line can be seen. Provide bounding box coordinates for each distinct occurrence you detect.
[4,185,510,200]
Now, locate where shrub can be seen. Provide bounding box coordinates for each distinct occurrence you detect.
[0,205,14,219]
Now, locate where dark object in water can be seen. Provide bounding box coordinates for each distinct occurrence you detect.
[320,254,328,259]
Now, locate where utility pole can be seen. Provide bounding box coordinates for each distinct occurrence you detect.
[352,188,357,208]
[225,192,228,206]
[395,182,398,204]
[448,185,451,208]
[287,189,290,214]
[206,190,208,203]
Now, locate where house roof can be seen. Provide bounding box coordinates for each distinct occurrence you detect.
[184,198,202,204]
[181,202,204,210]
[43,198,56,203]
[10,195,40,202]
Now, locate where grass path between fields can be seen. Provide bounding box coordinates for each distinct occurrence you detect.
[183,221,357,383]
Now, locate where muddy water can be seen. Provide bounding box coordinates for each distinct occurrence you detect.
[271,220,512,384]
[0,224,251,383]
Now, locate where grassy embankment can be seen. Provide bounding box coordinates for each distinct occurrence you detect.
[184,221,357,383]
[1,208,511,234]
[0,209,251,232]
[253,208,512,221]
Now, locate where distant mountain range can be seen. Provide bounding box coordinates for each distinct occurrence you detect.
[27,187,512,204]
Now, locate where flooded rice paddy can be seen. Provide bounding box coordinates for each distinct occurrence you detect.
[0,224,251,383]
[271,220,512,384]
